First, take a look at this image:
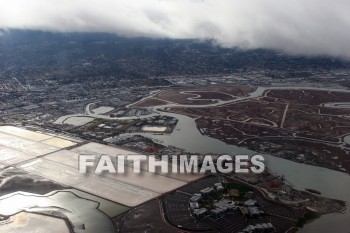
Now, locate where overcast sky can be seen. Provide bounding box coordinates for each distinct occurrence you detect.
[1,0,350,58]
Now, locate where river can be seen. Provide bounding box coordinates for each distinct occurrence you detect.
[52,85,350,232]
[121,86,350,233]
[123,109,350,233]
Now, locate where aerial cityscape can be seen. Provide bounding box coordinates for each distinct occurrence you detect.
[1,1,350,233]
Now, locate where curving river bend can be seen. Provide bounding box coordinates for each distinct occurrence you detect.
[55,86,350,232]
[122,86,350,233]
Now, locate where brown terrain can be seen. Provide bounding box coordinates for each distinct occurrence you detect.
[164,88,350,174]
[132,85,256,107]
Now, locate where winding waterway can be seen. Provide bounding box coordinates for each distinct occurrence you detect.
[51,85,350,232]
[123,86,350,233]
[124,110,350,233]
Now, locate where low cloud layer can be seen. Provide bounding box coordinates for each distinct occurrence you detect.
[1,0,350,58]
